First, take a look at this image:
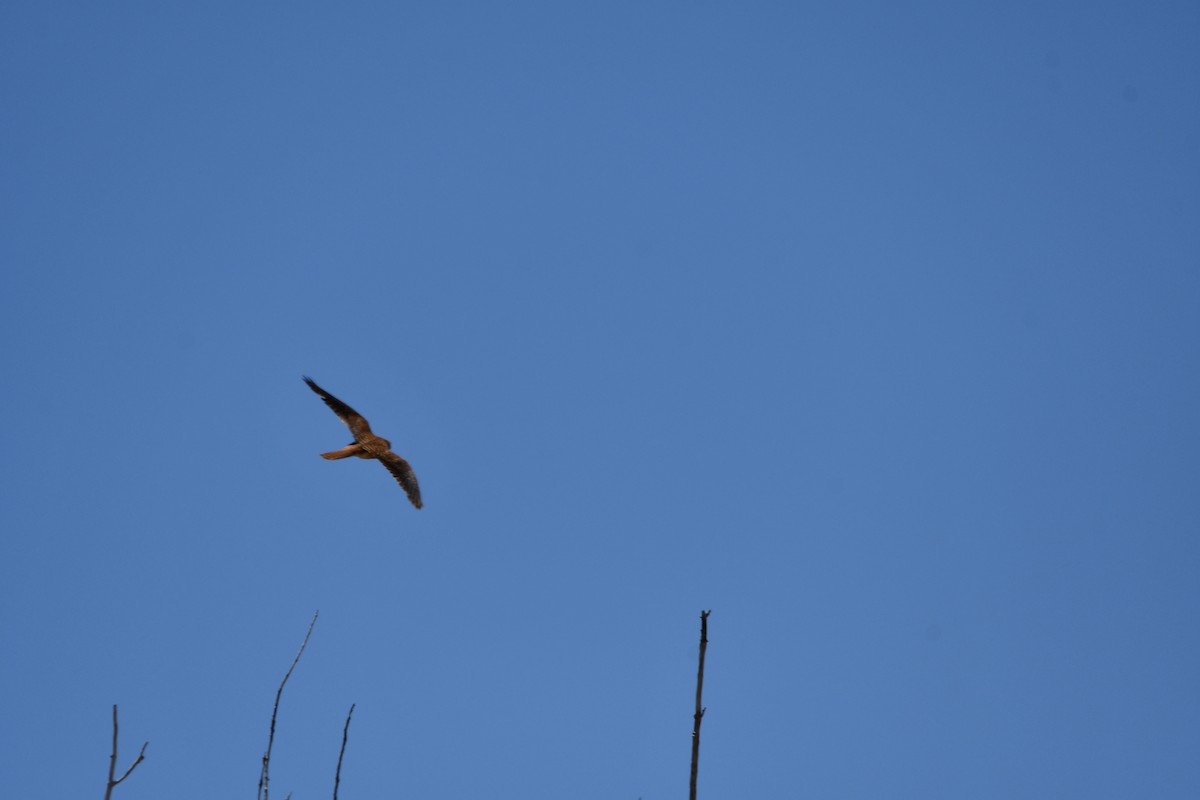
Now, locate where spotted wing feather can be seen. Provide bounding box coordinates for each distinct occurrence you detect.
[380,452,423,509]
[303,376,373,439]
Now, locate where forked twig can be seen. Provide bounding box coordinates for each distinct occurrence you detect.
[104,704,148,800]
[689,610,711,800]
[258,610,320,800]
[333,704,356,800]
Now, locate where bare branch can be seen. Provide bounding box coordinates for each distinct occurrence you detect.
[104,705,148,800]
[689,610,711,800]
[258,610,320,800]
[333,704,356,800]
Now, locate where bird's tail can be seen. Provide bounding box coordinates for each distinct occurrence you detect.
[319,444,361,460]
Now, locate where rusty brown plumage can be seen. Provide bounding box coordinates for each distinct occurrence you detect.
[303,376,423,509]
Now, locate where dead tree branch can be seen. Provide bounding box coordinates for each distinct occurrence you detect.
[258,610,319,800]
[332,704,356,800]
[104,704,148,800]
[689,610,711,800]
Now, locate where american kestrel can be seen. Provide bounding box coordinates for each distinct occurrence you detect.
[303,376,423,508]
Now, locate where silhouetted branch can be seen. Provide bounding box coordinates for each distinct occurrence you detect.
[104,704,148,800]
[689,610,711,800]
[258,610,319,800]
[333,704,356,800]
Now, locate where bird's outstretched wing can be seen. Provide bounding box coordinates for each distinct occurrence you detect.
[380,452,423,509]
[303,376,372,439]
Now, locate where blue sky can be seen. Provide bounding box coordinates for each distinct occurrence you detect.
[2,2,1198,797]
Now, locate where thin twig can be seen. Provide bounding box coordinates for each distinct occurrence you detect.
[689,610,711,800]
[104,705,148,800]
[258,610,320,800]
[333,704,356,800]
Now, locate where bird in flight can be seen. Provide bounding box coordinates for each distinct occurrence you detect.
[303,376,423,508]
